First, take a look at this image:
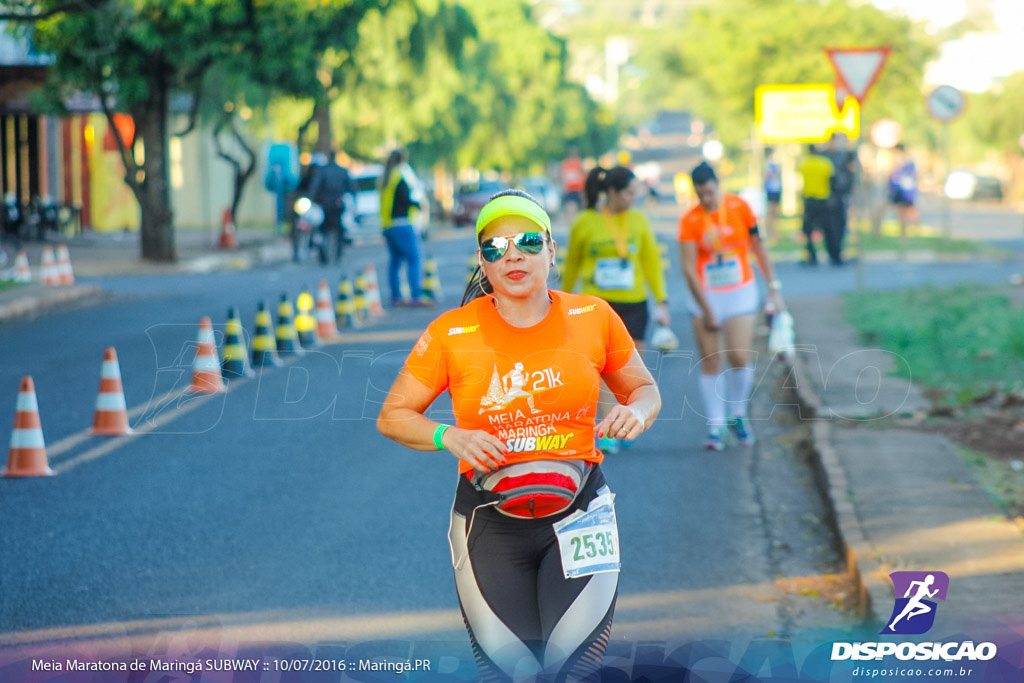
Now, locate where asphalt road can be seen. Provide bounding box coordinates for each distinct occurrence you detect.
[1,216,1021,670]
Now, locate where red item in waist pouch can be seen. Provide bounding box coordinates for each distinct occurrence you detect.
[472,460,591,519]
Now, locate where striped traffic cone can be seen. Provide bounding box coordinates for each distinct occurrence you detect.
[90,347,131,435]
[221,307,254,378]
[276,293,301,356]
[353,274,369,323]
[315,279,339,341]
[336,275,358,329]
[190,316,226,393]
[251,301,281,367]
[12,251,32,283]
[4,376,53,477]
[295,286,319,349]
[363,264,385,317]
[421,256,442,301]
[40,246,59,286]
[56,244,75,285]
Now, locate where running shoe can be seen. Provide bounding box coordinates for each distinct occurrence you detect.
[728,416,755,446]
[703,429,726,452]
[595,436,620,455]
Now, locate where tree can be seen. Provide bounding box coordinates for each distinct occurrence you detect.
[25,0,385,261]
[667,0,939,151]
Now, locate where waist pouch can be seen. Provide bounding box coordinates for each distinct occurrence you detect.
[470,460,592,519]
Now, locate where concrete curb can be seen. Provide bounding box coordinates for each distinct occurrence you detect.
[0,284,104,322]
[788,350,891,626]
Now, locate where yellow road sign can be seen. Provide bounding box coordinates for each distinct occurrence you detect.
[755,84,860,143]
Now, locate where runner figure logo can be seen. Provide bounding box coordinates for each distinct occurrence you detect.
[479,362,546,415]
[880,571,949,635]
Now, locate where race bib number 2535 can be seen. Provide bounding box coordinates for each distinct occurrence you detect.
[552,489,620,579]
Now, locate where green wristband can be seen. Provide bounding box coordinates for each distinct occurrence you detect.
[433,424,451,450]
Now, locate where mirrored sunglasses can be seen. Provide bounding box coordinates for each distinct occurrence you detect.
[479,232,548,263]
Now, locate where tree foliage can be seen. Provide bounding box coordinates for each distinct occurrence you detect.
[670,0,940,150]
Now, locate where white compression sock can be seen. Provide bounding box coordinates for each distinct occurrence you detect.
[698,373,728,429]
[725,365,755,418]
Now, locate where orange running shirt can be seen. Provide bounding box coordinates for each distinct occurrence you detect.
[403,291,636,474]
[678,193,758,292]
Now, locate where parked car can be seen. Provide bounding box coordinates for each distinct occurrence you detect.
[452,179,508,228]
[518,176,561,214]
[944,170,1004,202]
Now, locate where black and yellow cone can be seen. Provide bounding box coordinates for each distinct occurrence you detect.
[336,274,358,329]
[251,301,281,367]
[353,273,369,322]
[276,292,302,356]
[295,286,319,349]
[221,307,255,378]
[421,255,442,301]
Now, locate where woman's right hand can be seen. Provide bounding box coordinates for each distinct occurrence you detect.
[443,427,509,473]
[702,311,721,332]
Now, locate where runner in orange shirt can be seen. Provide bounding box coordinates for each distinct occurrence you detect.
[378,190,661,681]
[678,162,785,451]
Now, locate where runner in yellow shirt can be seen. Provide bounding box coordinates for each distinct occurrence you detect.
[562,165,669,453]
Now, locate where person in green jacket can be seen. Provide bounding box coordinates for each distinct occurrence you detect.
[562,165,670,453]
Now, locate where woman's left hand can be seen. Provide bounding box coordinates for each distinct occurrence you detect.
[597,404,648,444]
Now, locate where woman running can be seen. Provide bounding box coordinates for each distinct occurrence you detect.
[562,165,669,454]
[378,190,661,681]
[679,162,784,451]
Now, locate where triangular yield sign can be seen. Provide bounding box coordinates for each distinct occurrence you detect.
[826,47,891,102]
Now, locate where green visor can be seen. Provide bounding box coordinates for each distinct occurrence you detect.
[475,194,552,238]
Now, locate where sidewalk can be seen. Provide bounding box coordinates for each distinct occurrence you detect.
[0,227,292,322]
[787,296,1024,637]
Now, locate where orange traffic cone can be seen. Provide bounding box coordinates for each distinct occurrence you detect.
[219,207,238,250]
[91,347,132,435]
[12,251,32,283]
[55,244,75,285]
[190,316,226,393]
[315,279,339,341]
[363,264,385,317]
[40,246,59,286]
[4,376,54,477]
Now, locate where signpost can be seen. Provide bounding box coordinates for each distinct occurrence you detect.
[926,85,966,238]
[825,46,891,290]
[755,84,860,143]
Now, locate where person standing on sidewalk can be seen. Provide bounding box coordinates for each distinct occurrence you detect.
[679,161,785,451]
[762,147,782,243]
[888,143,918,240]
[562,165,670,454]
[798,144,835,266]
[377,190,661,681]
[823,134,858,265]
[379,148,430,307]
